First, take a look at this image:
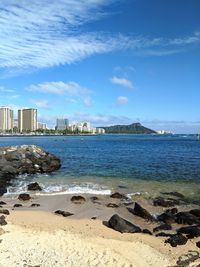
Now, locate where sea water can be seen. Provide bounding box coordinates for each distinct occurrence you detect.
[0,134,200,201]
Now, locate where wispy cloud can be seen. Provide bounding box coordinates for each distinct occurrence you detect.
[0,1,199,72]
[116,96,129,106]
[0,86,15,93]
[27,81,93,107]
[32,99,50,109]
[111,76,133,89]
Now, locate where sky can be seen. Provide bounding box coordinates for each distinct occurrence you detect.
[0,0,200,133]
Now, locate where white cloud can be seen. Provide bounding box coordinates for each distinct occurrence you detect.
[32,99,50,109]
[27,81,93,107]
[0,86,15,93]
[111,76,133,89]
[116,96,128,106]
[0,1,199,72]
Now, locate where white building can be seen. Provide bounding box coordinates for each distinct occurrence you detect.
[0,107,14,131]
[37,122,47,130]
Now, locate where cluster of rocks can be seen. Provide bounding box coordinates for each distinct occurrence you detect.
[105,191,200,248]
[0,145,61,196]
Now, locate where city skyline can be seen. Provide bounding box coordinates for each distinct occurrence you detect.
[0,1,200,133]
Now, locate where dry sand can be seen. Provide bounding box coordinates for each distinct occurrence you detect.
[0,194,200,267]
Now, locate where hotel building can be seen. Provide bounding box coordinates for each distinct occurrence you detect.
[0,107,14,131]
[18,108,37,132]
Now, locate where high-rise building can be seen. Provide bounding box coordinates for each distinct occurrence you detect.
[18,108,37,132]
[0,107,14,131]
[55,118,69,130]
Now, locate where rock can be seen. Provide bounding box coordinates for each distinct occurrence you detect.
[27,182,42,191]
[157,212,176,224]
[177,225,200,238]
[127,202,155,221]
[122,200,134,206]
[161,191,185,198]
[91,217,97,220]
[153,196,179,207]
[18,193,31,201]
[110,192,126,199]
[0,209,9,215]
[30,203,40,207]
[175,212,199,225]
[196,241,200,248]
[155,232,174,237]
[106,203,119,208]
[13,204,23,208]
[189,209,200,218]
[165,234,188,247]
[153,224,172,232]
[108,214,141,233]
[165,208,178,214]
[142,229,152,235]
[0,145,61,196]
[0,201,6,205]
[71,196,86,204]
[90,196,99,202]
[0,215,7,226]
[54,210,73,217]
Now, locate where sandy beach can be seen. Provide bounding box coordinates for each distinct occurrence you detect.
[0,193,200,267]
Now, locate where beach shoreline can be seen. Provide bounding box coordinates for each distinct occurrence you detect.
[0,193,200,266]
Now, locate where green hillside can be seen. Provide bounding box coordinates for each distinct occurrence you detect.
[102,123,156,134]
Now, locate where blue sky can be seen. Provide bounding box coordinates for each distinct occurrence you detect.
[0,0,199,133]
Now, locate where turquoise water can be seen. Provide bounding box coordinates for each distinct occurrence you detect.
[0,134,200,200]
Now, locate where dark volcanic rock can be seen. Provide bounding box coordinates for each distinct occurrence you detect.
[91,217,97,220]
[153,196,179,207]
[177,225,200,238]
[196,241,200,248]
[0,209,10,215]
[0,215,7,226]
[155,232,174,237]
[128,202,155,221]
[165,234,187,247]
[27,182,42,191]
[161,191,185,199]
[13,204,23,208]
[165,208,178,215]
[157,212,176,224]
[175,212,200,225]
[18,193,31,201]
[153,224,172,232]
[142,229,152,235]
[0,145,61,196]
[30,203,40,207]
[54,210,73,217]
[71,196,86,204]
[189,209,200,218]
[110,192,126,199]
[106,203,119,208]
[0,201,6,205]
[108,214,141,233]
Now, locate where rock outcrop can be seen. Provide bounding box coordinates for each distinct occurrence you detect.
[0,145,61,196]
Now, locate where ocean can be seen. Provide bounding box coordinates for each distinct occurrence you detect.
[0,134,200,202]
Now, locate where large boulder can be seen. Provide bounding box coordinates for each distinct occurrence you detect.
[108,214,141,233]
[0,145,61,196]
[127,202,155,221]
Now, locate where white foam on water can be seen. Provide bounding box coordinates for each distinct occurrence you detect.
[5,180,111,196]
